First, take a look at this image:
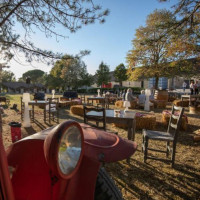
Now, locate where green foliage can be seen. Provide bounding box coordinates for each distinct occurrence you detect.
[78,86,143,94]
[114,63,127,86]
[49,55,93,90]
[159,0,200,35]
[95,62,111,87]
[1,70,16,82]
[22,69,45,83]
[127,9,199,89]
[61,57,91,89]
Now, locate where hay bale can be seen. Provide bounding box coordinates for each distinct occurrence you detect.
[193,135,200,142]
[153,100,167,109]
[70,105,93,116]
[135,114,156,130]
[115,100,124,108]
[113,113,156,130]
[130,100,137,109]
[162,110,188,131]
[168,96,176,102]
[173,99,189,107]
[154,90,168,101]
[70,105,84,116]
[115,100,137,109]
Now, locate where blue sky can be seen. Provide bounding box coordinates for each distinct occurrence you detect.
[9,0,176,79]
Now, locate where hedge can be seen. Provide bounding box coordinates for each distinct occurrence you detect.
[77,87,143,94]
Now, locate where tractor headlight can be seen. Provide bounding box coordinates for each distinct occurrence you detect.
[58,126,81,175]
[44,121,84,179]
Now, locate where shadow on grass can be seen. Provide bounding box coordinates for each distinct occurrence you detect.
[24,126,37,135]
[106,158,200,200]
[32,119,49,130]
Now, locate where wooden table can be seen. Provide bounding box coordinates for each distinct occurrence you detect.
[181,95,200,106]
[28,101,49,122]
[86,109,136,141]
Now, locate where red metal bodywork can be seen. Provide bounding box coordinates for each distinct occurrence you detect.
[2,120,137,200]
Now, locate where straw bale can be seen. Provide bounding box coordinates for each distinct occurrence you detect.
[173,99,189,107]
[113,114,156,130]
[154,100,167,109]
[114,100,137,109]
[115,100,124,108]
[162,111,188,131]
[193,135,200,142]
[70,105,93,116]
[70,105,84,116]
[130,101,137,109]
[168,96,176,102]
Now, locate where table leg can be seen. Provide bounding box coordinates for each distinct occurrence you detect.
[127,119,136,163]
[49,107,51,124]
[189,97,191,106]
[127,119,135,141]
[181,97,183,107]
[32,105,34,122]
[44,104,46,122]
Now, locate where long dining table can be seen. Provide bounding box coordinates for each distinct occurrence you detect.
[86,109,136,141]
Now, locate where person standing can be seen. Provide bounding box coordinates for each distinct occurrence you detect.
[190,81,194,95]
[182,81,187,93]
[125,88,136,101]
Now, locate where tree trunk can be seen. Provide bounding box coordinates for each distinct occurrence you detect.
[155,76,159,90]
[120,81,122,87]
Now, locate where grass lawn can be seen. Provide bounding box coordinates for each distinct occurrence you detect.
[1,94,200,200]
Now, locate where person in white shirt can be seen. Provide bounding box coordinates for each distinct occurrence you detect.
[125,88,136,102]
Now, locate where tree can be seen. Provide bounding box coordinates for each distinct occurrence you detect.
[95,62,110,87]
[158,1,200,47]
[78,70,94,88]
[22,69,45,83]
[114,63,127,87]
[159,0,200,30]
[126,9,199,89]
[0,70,16,92]
[1,70,16,82]
[0,0,109,63]
[56,55,91,90]
[48,58,67,90]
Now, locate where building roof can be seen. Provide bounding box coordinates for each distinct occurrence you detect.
[2,82,45,89]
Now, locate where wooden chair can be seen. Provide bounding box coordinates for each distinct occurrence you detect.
[80,94,92,106]
[83,106,118,137]
[97,97,109,109]
[83,106,106,130]
[80,94,86,104]
[142,105,184,167]
[45,98,59,124]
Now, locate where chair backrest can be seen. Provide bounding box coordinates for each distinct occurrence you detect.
[105,97,110,108]
[46,98,59,111]
[83,106,106,130]
[167,105,184,138]
[80,95,85,103]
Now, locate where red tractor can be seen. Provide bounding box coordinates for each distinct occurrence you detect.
[0,117,137,200]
